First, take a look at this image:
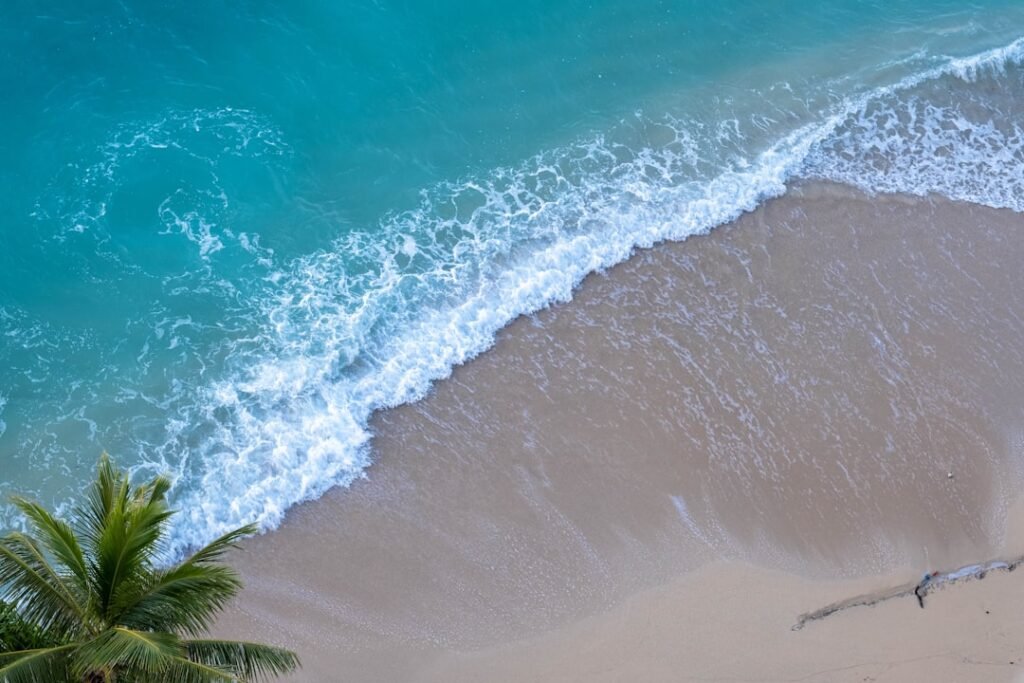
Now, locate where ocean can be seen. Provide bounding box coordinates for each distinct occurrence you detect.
[2,0,1024,554]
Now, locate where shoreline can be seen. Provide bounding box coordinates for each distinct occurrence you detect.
[217,182,1024,680]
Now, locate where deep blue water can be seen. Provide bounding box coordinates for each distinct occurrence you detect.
[2,1,1024,551]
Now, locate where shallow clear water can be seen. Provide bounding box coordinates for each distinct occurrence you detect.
[2,1,1024,551]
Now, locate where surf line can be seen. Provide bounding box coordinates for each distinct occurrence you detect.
[791,555,1024,631]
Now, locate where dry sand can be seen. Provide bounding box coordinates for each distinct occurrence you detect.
[415,555,1024,683]
[218,183,1024,681]
[418,500,1024,683]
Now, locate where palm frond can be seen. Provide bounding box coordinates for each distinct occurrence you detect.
[90,475,174,620]
[0,534,87,635]
[185,640,299,682]
[79,452,120,548]
[186,525,258,566]
[115,563,242,636]
[113,524,256,635]
[143,475,172,508]
[71,627,181,679]
[0,644,75,683]
[10,497,90,596]
[148,655,239,683]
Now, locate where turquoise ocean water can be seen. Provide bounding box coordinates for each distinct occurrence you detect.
[3,1,1024,552]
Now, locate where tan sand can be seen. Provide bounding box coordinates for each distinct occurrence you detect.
[419,501,1024,682]
[217,183,1024,681]
[415,555,1024,683]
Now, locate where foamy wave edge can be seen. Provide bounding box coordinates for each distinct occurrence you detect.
[165,35,1024,556]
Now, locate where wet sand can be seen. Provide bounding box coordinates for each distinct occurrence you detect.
[217,182,1024,681]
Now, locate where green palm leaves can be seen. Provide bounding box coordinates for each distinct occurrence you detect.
[0,454,299,682]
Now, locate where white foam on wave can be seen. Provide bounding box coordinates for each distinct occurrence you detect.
[165,36,1024,555]
[157,188,229,258]
[804,41,1024,209]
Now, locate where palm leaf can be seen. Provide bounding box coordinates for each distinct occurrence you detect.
[114,525,255,634]
[92,485,174,620]
[185,640,299,682]
[71,627,181,679]
[79,452,120,548]
[0,644,75,683]
[115,563,242,636]
[184,525,258,567]
[149,655,239,683]
[0,534,87,635]
[142,475,172,509]
[10,497,90,596]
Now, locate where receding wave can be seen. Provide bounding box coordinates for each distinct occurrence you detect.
[805,41,1024,210]
[149,37,1024,554]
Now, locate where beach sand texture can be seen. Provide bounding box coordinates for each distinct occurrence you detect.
[219,183,1024,681]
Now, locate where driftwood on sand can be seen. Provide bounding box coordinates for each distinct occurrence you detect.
[792,555,1024,631]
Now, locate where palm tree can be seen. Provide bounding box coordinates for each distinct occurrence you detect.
[0,454,299,682]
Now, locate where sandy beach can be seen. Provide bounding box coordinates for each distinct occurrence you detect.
[218,182,1024,681]
[9,5,1024,683]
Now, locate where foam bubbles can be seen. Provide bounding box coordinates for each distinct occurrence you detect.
[805,58,1024,209]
